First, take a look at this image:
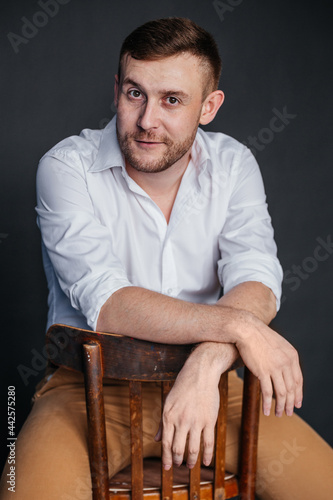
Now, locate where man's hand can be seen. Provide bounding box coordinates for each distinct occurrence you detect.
[235,314,303,417]
[154,342,239,470]
[217,282,303,418]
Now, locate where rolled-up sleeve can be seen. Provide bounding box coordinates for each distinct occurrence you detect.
[217,148,283,309]
[36,151,133,330]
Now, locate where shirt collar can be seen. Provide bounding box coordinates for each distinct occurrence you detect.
[88,115,124,173]
[88,114,211,175]
[191,128,210,175]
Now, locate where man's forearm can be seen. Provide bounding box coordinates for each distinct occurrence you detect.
[98,281,302,420]
[96,285,260,344]
[217,281,277,325]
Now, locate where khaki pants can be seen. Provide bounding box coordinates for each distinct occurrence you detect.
[1,367,332,500]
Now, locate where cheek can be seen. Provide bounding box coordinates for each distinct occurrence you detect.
[117,105,137,132]
[166,112,199,138]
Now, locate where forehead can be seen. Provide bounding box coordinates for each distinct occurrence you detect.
[119,53,205,96]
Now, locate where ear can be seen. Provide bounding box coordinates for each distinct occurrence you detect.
[199,90,224,125]
[114,74,119,108]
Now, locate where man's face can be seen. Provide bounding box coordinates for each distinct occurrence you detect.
[114,53,207,174]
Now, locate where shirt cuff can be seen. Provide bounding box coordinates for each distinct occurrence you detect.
[70,276,135,331]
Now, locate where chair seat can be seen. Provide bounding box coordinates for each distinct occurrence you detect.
[109,457,239,498]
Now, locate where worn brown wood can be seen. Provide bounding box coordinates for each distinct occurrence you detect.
[162,382,174,500]
[45,324,260,500]
[214,372,228,500]
[109,457,238,500]
[189,448,201,500]
[82,342,109,500]
[129,380,144,500]
[109,469,239,500]
[46,324,193,381]
[239,367,260,500]
[110,457,218,489]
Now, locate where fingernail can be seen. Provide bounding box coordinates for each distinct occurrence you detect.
[164,464,171,471]
[264,408,270,416]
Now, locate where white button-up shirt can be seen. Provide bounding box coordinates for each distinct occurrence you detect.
[36,116,283,331]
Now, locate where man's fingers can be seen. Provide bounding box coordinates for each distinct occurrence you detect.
[171,428,188,466]
[259,375,273,416]
[292,358,303,408]
[282,368,297,416]
[202,426,215,466]
[271,371,287,417]
[186,428,202,469]
[161,423,175,470]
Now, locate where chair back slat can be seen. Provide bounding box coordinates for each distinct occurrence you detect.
[214,372,228,498]
[82,343,109,500]
[189,450,201,499]
[162,382,174,499]
[46,324,193,381]
[239,368,260,499]
[129,381,144,500]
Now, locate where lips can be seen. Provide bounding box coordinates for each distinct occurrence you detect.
[135,140,165,148]
[135,140,164,144]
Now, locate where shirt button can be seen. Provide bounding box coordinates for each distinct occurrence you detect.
[167,288,173,294]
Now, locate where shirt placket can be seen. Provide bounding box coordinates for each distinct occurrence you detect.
[138,199,178,296]
[121,167,192,298]
[161,236,178,296]
[145,205,178,297]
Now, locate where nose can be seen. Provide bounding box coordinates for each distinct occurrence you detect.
[137,99,160,131]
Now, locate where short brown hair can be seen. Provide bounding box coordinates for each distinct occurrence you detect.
[118,17,222,98]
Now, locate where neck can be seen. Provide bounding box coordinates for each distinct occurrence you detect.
[125,152,191,223]
[125,151,191,199]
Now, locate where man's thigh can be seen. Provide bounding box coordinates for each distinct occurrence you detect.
[226,370,333,500]
[103,379,162,478]
[0,368,95,499]
[0,368,162,500]
[255,404,333,500]
[13,367,333,500]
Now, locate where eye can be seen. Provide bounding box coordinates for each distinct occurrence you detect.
[165,96,180,106]
[128,89,143,99]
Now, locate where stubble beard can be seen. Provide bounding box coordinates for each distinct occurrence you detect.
[116,127,199,174]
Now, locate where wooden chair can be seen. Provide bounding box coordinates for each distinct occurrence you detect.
[45,324,260,500]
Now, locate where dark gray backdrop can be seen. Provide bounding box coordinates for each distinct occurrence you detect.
[1,0,332,469]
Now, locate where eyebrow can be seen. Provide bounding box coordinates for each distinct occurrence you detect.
[122,77,191,102]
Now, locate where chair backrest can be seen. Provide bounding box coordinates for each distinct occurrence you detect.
[45,323,260,500]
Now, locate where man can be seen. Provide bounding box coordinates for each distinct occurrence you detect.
[1,17,332,500]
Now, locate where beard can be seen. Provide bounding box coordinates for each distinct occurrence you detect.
[116,126,199,174]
